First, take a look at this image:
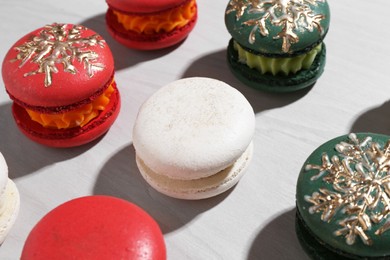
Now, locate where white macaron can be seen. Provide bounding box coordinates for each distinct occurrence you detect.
[133,77,255,199]
[0,152,20,244]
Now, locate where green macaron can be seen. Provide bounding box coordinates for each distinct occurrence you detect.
[296,133,390,259]
[225,0,330,92]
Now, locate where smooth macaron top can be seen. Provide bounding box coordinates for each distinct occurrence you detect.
[225,0,330,56]
[106,0,189,14]
[133,77,255,180]
[296,133,390,258]
[21,196,166,260]
[2,23,114,110]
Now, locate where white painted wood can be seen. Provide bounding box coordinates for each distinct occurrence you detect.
[0,0,388,259]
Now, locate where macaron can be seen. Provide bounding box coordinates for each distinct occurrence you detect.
[133,77,255,200]
[296,133,390,259]
[2,23,121,147]
[105,0,198,50]
[0,152,20,244]
[21,195,166,259]
[225,0,330,92]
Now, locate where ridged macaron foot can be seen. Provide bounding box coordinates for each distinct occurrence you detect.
[105,0,198,50]
[133,77,255,200]
[2,23,121,147]
[296,133,390,259]
[21,196,166,259]
[225,0,330,92]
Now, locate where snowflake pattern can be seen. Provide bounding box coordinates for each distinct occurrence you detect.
[11,23,105,87]
[226,0,326,52]
[305,133,390,246]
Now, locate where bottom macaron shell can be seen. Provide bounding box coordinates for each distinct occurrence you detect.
[21,196,166,259]
[295,209,358,260]
[136,142,253,200]
[227,39,326,93]
[105,9,197,50]
[12,87,120,147]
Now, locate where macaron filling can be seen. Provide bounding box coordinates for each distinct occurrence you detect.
[112,0,196,34]
[136,142,253,199]
[227,38,326,92]
[25,80,116,129]
[234,41,322,76]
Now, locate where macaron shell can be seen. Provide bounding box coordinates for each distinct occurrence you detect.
[11,84,121,147]
[106,0,189,14]
[0,153,8,200]
[0,153,19,245]
[105,8,197,50]
[0,179,20,245]
[136,142,253,200]
[21,196,166,260]
[2,24,114,108]
[296,133,390,257]
[225,0,330,56]
[295,210,346,260]
[133,77,255,180]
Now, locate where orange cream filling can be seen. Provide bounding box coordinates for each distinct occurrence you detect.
[26,82,115,129]
[113,0,196,34]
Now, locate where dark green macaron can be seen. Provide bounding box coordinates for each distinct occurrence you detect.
[296,133,390,259]
[225,0,330,92]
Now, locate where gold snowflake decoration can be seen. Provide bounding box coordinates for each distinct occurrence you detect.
[226,0,326,52]
[11,23,105,87]
[226,0,249,20]
[305,133,390,246]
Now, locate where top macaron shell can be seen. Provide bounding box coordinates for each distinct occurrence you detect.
[225,0,330,56]
[296,133,390,258]
[106,0,189,13]
[2,24,114,109]
[21,196,166,260]
[133,77,255,181]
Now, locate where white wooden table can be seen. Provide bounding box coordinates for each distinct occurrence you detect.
[0,0,389,259]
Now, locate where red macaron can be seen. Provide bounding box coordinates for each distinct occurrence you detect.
[105,0,197,50]
[21,196,166,260]
[2,23,121,147]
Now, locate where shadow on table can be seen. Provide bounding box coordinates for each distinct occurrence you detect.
[0,103,103,179]
[80,13,182,71]
[350,101,390,135]
[93,144,232,234]
[247,208,309,260]
[181,49,313,114]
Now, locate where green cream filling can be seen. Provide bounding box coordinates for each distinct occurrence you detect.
[234,41,322,76]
